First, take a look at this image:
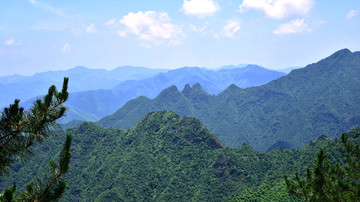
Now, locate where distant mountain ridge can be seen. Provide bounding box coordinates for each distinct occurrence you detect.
[0,66,169,108]
[60,64,284,122]
[1,64,284,123]
[97,49,360,152]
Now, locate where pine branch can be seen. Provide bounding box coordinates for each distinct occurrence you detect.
[37,171,63,201]
[35,134,72,202]
[0,77,69,174]
[15,134,72,202]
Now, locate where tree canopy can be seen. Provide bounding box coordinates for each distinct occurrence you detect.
[285,133,360,201]
[0,77,72,202]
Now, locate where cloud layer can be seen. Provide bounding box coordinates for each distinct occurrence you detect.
[115,11,185,45]
[347,9,359,19]
[4,39,22,46]
[62,42,71,52]
[182,0,219,18]
[27,0,65,16]
[239,0,314,19]
[215,20,241,38]
[273,19,311,34]
[86,24,97,33]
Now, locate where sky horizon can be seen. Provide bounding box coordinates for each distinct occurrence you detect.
[1,0,359,76]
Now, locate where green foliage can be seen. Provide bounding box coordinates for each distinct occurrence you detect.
[236,181,301,201]
[16,135,72,202]
[0,77,69,174]
[0,183,16,202]
[98,49,360,152]
[285,129,360,201]
[61,65,283,122]
[3,111,360,201]
[0,78,72,201]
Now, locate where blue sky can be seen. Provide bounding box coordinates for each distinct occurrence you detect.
[0,0,359,76]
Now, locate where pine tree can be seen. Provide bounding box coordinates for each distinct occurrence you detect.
[285,133,360,201]
[0,77,72,202]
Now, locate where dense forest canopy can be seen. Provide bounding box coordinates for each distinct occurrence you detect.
[0,49,359,201]
[98,49,360,152]
[2,110,360,201]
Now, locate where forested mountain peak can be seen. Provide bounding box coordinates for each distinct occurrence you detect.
[181,83,192,94]
[4,63,284,123]
[76,121,102,134]
[97,49,360,152]
[325,48,352,60]
[296,48,355,74]
[131,111,224,150]
[4,109,360,201]
[154,85,182,100]
[219,84,242,94]
[181,83,210,98]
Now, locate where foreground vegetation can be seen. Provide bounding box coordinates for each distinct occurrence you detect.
[1,111,359,201]
[1,49,360,200]
[0,78,72,201]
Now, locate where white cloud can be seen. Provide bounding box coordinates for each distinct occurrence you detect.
[215,20,241,38]
[86,24,97,33]
[4,39,15,46]
[347,9,359,19]
[71,26,81,37]
[182,0,220,18]
[105,19,116,26]
[190,22,209,33]
[27,0,65,16]
[117,11,185,45]
[4,39,22,46]
[273,19,311,35]
[62,42,71,53]
[239,0,314,19]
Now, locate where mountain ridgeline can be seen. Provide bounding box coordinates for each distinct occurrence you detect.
[98,49,360,152]
[1,48,360,201]
[0,66,169,109]
[2,111,360,201]
[12,65,285,123]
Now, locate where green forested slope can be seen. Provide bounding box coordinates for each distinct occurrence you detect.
[1,111,359,201]
[98,49,360,152]
[60,65,284,123]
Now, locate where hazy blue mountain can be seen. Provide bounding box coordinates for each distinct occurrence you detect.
[0,66,168,108]
[278,66,302,73]
[212,64,247,70]
[0,74,27,84]
[4,64,283,123]
[97,49,360,152]
[60,65,285,121]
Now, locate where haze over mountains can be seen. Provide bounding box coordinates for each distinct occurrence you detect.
[1,64,285,123]
[97,49,360,152]
[1,48,358,152]
[1,48,360,201]
[0,66,168,108]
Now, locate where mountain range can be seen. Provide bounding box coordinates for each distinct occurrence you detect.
[1,64,285,123]
[4,64,284,123]
[61,65,285,122]
[97,49,360,152]
[1,111,358,201]
[0,66,168,109]
[1,48,360,200]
